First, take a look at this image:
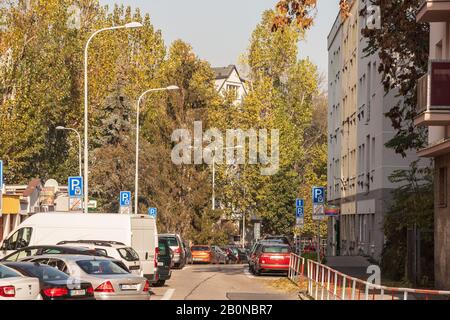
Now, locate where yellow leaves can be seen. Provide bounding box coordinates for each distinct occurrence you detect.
[339,0,352,20]
[272,0,317,32]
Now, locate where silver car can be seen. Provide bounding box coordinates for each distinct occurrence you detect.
[0,263,41,300]
[23,255,150,300]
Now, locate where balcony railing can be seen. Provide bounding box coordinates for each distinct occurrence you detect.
[415,60,450,126]
[417,0,450,23]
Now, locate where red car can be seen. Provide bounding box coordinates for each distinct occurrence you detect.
[253,244,291,276]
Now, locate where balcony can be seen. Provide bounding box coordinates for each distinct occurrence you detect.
[417,0,450,23]
[414,60,450,126]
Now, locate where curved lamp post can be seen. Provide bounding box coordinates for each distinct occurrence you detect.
[83,22,143,213]
[134,85,180,215]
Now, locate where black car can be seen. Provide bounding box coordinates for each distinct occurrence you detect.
[4,262,95,300]
[155,237,173,287]
[0,245,106,262]
[226,246,249,264]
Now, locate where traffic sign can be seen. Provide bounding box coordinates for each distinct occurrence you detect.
[312,187,325,204]
[296,199,304,208]
[68,177,83,198]
[312,204,327,221]
[120,191,131,207]
[148,207,157,218]
[296,207,304,219]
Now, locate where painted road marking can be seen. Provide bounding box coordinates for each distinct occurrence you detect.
[161,288,175,300]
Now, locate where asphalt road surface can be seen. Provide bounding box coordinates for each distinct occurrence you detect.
[151,264,299,300]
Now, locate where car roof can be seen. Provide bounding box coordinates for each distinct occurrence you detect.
[56,240,126,247]
[3,261,54,268]
[261,243,290,247]
[24,254,116,262]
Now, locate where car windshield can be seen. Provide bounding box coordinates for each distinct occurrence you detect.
[117,248,140,262]
[18,264,69,281]
[191,246,210,251]
[0,265,21,279]
[162,237,179,247]
[76,260,128,275]
[158,241,169,256]
[262,246,290,254]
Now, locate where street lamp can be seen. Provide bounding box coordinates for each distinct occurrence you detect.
[56,126,82,178]
[83,22,143,214]
[134,85,180,215]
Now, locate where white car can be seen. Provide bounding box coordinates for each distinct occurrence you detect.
[0,263,41,300]
[57,240,142,275]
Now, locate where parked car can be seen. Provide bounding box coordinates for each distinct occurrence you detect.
[191,245,217,264]
[252,244,291,276]
[262,235,292,247]
[184,245,193,265]
[154,238,173,287]
[0,213,158,284]
[57,241,141,275]
[22,255,151,300]
[221,247,238,264]
[159,234,186,269]
[4,262,94,300]
[226,246,249,264]
[0,245,106,262]
[0,263,41,300]
[211,246,229,264]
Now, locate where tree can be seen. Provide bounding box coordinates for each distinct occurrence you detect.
[382,161,434,283]
[210,9,327,238]
[360,0,429,155]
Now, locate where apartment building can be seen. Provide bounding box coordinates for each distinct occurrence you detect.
[414,0,450,290]
[327,0,421,261]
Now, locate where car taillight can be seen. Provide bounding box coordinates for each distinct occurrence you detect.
[174,247,181,254]
[143,280,150,292]
[0,286,16,298]
[155,247,160,268]
[87,286,94,295]
[42,287,69,298]
[95,281,115,293]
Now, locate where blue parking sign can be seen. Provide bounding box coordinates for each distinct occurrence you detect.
[312,187,325,204]
[120,191,131,207]
[68,177,83,198]
[148,207,157,218]
[296,207,304,219]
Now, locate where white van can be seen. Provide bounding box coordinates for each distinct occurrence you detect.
[0,212,158,282]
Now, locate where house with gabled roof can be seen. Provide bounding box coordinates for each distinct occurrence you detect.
[212,65,247,104]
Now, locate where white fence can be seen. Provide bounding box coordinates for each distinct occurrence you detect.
[288,253,450,300]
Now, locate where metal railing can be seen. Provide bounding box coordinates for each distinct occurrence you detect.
[304,259,450,300]
[416,73,428,115]
[288,253,306,284]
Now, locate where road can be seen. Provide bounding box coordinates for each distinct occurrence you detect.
[151,264,300,300]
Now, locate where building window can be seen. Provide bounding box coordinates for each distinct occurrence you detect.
[439,167,447,208]
[226,84,239,96]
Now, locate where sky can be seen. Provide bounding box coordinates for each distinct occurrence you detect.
[99,0,340,78]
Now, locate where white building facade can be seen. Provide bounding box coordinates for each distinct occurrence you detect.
[327,0,422,261]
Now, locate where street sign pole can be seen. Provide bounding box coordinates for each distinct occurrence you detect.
[317,221,320,263]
